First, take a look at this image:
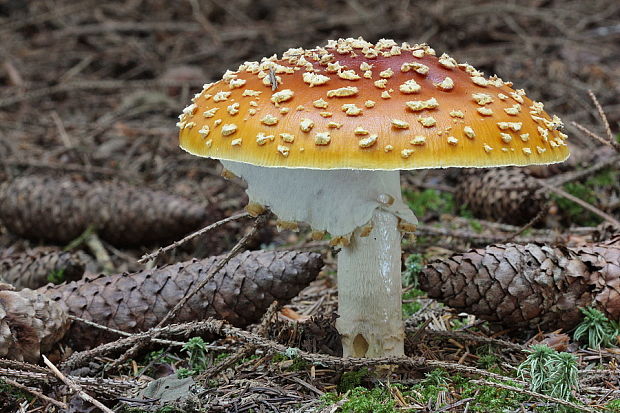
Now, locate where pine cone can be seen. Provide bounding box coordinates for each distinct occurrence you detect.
[455,168,547,225]
[0,176,207,246]
[420,243,620,332]
[0,283,70,362]
[40,250,322,349]
[0,248,89,289]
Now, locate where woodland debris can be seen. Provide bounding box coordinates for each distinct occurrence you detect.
[420,242,620,332]
[455,168,547,226]
[0,284,69,363]
[0,248,89,289]
[0,176,208,246]
[41,250,323,349]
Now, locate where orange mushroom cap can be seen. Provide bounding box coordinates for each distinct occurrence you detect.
[179,37,569,170]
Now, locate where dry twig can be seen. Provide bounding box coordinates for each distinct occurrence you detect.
[43,355,114,413]
[138,211,250,263]
[1,377,68,410]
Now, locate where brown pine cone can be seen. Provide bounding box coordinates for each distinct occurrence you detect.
[455,168,547,225]
[0,176,208,246]
[0,283,70,362]
[420,243,620,332]
[40,249,322,349]
[0,248,89,289]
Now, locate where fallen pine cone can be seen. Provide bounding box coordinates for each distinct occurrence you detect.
[41,249,322,349]
[0,176,208,246]
[420,242,620,332]
[0,248,89,290]
[0,283,70,363]
[455,168,547,226]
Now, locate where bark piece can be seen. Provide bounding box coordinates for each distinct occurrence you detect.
[0,283,70,362]
[0,248,89,289]
[0,176,207,246]
[455,168,547,225]
[40,250,322,349]
[420,243,620,332]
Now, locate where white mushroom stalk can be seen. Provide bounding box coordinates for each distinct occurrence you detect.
[222,161,417,357]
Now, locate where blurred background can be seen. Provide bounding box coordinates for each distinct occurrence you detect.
[1,0,618,171]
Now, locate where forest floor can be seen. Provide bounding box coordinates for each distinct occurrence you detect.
[1,0,619,412]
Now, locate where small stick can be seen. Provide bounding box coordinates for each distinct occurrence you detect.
[538,181,620,228]
[1,377,68,410]
[549,155,620,187]
[138,211,250,263]
[571,121,620,153]
[42,355,114,413]
[502,203,549,242]
[588,90,614,143]
[68,315,185,347]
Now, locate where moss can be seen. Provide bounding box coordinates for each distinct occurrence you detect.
[47,268,66,284]
[338,368,370,393]
[552,167,619,227]
[403,189,455,218]
[457,378,528,412]
[321,386,399,413]
[289,356,309,371]
[402,253,424,288]
[402,289,425,318]
[407,370,528,412]
[0,378,34,411]
[477,353,499,370]
[468,218,483,233]
[606,399,620,412]
[214,352,230,363]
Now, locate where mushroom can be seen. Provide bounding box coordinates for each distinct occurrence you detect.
[177,37,569,357]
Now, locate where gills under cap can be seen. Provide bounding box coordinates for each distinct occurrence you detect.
[178,37,569,170]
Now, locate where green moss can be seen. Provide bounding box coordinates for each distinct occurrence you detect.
[321,386,399,413]
[402,289,424,318]
[407,370,527,412]
[606,399,620,412]
[145,349,177,365]
[553,167,619,227]
[468,219,483,233]
[457,378,528,412]
[338,368,370,393]
[272,349,308,371]
[402,253,424,288]
[403,189,455,218]
[214,352,230,363]
[47,268,66,284]
[175,367,194,378]
[477,354,499,370]
[289,357,309,371]
[0,378,33,406]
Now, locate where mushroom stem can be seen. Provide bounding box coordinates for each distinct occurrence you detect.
[336,207,404,357]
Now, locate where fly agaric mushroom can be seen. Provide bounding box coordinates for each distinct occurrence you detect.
[178,37,569,358]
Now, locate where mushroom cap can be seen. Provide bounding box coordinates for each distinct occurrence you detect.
[179,37,569,170]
